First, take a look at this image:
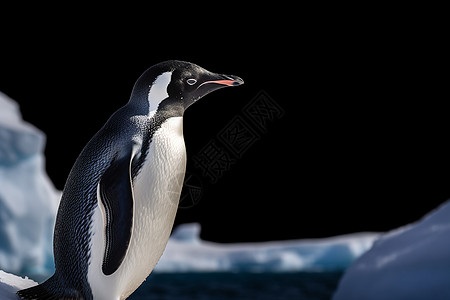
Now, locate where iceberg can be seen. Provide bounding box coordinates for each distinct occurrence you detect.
[0,92,60,277]
[156,223,379,273]
[333,200,450,300]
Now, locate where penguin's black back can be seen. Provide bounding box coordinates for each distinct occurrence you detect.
[18,106,134,299]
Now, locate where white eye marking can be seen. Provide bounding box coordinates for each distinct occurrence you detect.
[148,71,172,114]
[187,78,197,85]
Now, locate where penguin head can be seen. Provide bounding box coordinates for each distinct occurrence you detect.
[130,60,244,116]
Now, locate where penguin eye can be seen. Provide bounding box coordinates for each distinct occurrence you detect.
[186,78,197,85]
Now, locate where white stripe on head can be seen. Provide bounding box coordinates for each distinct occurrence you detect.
[147,71,172,115]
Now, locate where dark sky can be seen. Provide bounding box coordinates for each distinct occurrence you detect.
[0,18,447,243]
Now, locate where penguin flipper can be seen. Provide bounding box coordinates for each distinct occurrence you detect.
[99,148,135,276]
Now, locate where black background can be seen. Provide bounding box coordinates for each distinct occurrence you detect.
[0,12,447,243]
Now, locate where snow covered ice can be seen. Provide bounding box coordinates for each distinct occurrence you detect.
[0,270,37,300]
[0,92,60,277]
[156,223,378,273]
[333,200,450,300]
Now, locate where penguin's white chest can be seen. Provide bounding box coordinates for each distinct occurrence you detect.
[88,117,186,300]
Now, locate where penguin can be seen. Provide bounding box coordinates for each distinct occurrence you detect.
[17,60,243,300]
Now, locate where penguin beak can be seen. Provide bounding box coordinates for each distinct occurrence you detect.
[197,74,244,89]
[186,73,244,109]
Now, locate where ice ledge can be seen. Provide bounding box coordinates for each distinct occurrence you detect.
[156,223,379,273]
